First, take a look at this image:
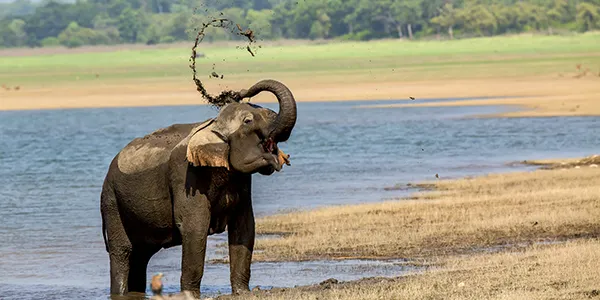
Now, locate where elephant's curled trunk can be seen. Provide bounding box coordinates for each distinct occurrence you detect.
[238,79,297,142]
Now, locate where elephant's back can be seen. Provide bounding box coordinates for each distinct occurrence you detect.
[107,123,209,243]
[103,121,208,246]
[114,122,205,175]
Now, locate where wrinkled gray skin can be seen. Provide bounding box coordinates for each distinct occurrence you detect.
[100,80,297,298]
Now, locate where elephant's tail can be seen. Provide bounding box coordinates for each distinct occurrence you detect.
[102,210,109,252]
[100,179,112,253]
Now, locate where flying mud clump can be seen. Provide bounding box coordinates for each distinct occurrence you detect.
[189,17,257,108]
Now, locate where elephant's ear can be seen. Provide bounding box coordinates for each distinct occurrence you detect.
[186,120,230,169]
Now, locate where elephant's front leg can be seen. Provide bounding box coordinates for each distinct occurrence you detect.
[177,197,211,298]
[227,196,255,294]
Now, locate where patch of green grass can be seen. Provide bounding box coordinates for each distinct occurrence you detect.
[2,33,600,86]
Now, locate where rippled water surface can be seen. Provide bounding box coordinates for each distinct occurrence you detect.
[1,99,599,299]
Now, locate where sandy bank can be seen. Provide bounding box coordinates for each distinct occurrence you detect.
[358,76,600,117]
[2,76,600,117]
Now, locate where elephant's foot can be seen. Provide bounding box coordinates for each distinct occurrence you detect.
[231,285,251,296]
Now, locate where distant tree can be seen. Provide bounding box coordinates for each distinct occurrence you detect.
[23,1,74,46]
[370,0,402,38]
[343,0,386,40]
[310,9,332,39]
[490,4,517,34]
[270,0,294,37]
[547,0,570,26]
[431,3,460,38]
[41,36,60,47]
[71,0,101,28]
[222,7,248,29]
[326,0,356,37]
[458,1,498,36]
[117,8,149,43]
[288,0,332,38]
[576,2,600,31]
[8,19,28,47]
[149,0,172,13]
[0,0,36,19]
[165,11,193,40]
[108,0,132,18]
[58,22,86,47]
[58,21,113,47]
[246,9,276,39]
[514,2,548,31]
[0,0,598,48]
[393,0,423,39]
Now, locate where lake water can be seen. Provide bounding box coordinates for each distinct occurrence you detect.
[1,99,599,299]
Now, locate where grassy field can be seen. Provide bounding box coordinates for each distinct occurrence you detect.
[253,163,600,262]
[2,33,600,113]
[2,34,600,85]
[210,156,600,300]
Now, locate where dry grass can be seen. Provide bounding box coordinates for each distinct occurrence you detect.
[253,167,600,262]
[226,239,600,300]
[223,166,600,299]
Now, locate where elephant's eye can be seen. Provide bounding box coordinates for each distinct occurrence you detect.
[244,118,253,124]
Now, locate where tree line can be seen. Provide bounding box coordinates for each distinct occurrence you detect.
[1,0,600,48]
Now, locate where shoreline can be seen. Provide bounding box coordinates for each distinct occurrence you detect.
[249,154,600,262]
[209,155,600,299]
[217,239,600,300]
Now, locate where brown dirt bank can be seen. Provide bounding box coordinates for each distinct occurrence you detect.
[2,76,599,115]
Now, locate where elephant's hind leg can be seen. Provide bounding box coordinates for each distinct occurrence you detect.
[128,246,160,293]
[102,184,132,295]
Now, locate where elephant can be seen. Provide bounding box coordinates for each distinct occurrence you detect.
[100,79,297,298]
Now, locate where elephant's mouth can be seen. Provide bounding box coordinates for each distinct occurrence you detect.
[258,138,290,175]
[262,138,276,153]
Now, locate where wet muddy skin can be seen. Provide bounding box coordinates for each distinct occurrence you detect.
[1,101,599,299]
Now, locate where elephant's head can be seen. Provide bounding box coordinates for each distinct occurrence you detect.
[186,79,297,175]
